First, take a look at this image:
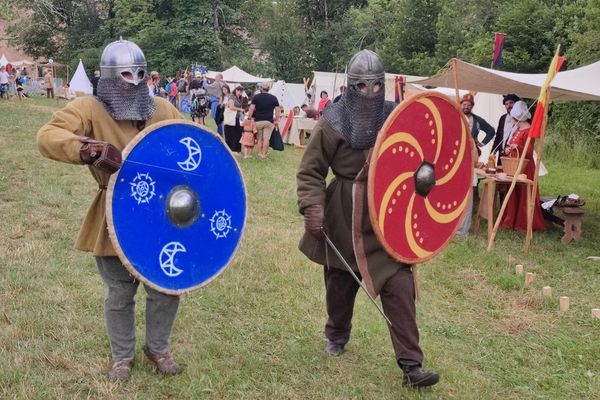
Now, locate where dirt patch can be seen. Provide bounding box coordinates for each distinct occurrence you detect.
[456,269,548,335]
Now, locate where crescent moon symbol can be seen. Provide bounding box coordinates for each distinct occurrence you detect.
[159,241,186,277]
[177,137,202,171]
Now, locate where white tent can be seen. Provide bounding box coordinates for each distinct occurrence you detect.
[310,70,509,164]
[414,58,600,102]
[0,54,8,67]
[309,71,424,104]
[269,80,307,111]
[69,60,93,95]
[206,66,271,83]
[11,59,34,67]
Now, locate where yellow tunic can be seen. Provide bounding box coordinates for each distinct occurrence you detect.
[37,96,183,256]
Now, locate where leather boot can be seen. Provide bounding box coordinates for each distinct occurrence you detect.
[401,365,440,388]
[108,358,133,382]
[324,340,345,356]
[143,345,182,375]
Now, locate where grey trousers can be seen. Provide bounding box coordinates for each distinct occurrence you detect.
[96,256,180,361]
[457,189,474,236]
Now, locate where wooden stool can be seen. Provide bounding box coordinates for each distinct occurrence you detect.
[559,207,585,244]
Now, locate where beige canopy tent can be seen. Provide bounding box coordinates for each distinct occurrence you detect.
[414,58,600,102]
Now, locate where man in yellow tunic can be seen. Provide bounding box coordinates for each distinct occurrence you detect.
[37,39,183,382]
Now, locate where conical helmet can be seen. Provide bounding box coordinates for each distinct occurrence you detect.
[100,39,147,85]
[346,49,385,96]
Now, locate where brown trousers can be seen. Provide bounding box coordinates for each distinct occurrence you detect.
[323,265,424,366]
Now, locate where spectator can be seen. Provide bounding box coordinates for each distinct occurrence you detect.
[501,101,547,232]
[91,71,100,96]
[247,82,281,159]
[44,69,55,99]
[147,71,161,97]
[456,93,495,235]
[206,73,229,134]
[15,73,26,101]
[167,77,178,107]
[213,85,230,136]
[491,94,520,166]
[177,72,189,108]
[0,66,10,100]
[224,86,245,155]
[301,104,318,119]
[333,85,346,103]
[317,90,331,115]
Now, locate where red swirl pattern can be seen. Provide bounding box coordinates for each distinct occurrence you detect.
[368,93,472,264]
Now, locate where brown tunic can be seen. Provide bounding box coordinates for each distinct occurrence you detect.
[37,96,183,256]
[297,119,410,296]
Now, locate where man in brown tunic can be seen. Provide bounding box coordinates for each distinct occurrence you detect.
[37,39,183,382]
[297,50,439,388]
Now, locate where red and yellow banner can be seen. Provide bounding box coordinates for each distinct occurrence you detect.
[529,48,565,138]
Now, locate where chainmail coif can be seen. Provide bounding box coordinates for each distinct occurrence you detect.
[322,86,397,150]
[96,77,156,121]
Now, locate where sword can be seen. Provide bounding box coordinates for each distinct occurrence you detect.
[322,229,392,327]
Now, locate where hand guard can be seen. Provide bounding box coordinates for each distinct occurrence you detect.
[304,204,325,239]
[79,137,122,174]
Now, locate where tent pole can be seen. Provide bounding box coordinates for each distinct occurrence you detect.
[487,136,532,251]
[452,59,460,102]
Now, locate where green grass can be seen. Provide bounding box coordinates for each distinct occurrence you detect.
[1,97,599,399]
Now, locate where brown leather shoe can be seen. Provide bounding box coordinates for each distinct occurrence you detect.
[108,358,133,382]
[143,345,182,375]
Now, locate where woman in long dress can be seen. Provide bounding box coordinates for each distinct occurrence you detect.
[224,86,244,154]
[501,101,547,232]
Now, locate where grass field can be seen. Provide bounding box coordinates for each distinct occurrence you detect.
[1,97,599,399]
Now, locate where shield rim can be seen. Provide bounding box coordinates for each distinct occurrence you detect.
[106,119,247,295]
[367,91,473,264]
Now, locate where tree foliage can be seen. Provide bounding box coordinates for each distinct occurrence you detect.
[5,0,598,80]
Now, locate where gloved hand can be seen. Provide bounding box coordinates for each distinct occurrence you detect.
[304,204,325,239]
[79,137,122,174]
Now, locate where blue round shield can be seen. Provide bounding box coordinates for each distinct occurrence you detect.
[107,120,246,294]
[179,97,191,114]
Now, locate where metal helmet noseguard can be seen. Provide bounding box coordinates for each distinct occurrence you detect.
[346,49,385,97]
[100,39,147,85]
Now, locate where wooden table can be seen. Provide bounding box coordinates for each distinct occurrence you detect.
[474,174,534,245]
[281,117,317,147]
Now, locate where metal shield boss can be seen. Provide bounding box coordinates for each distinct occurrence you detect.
[107,121,247,294]
[368,92,472,264]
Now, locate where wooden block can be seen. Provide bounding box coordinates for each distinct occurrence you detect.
[515,264,524,275]
[542,286,552,297]
[525,272,535,285]
[559,296,570,312]
[592,309,600,319]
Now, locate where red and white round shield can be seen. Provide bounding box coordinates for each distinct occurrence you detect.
[368,92,473,264]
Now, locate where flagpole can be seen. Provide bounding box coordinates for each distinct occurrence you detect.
[525,89,551,252]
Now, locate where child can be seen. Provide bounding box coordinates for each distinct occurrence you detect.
[240,118,257,158]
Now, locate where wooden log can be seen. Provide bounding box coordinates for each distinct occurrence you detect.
[515,264,524,276]
[542,286,552,297]
[525,272,535,285]
[559,296,570,312]
[592,309,600,319]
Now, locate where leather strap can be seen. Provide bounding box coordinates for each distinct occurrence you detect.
[352,149,377,298]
